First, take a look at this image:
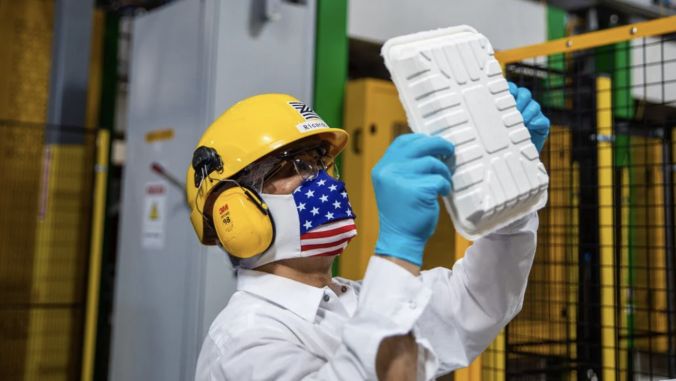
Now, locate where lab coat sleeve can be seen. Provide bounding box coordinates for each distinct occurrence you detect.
[197,256,438,381]
[418,212,538,376]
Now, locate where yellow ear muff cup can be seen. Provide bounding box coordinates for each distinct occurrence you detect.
[211,187,275,258]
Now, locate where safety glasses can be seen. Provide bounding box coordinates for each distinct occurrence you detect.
[286,154,337,180]
[263,142,339,184]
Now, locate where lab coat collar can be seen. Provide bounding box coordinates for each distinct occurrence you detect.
[237,269,324,323]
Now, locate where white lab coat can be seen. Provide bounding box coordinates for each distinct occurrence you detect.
[195,213,538,380]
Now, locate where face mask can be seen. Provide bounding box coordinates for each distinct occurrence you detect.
[243,170,357,269]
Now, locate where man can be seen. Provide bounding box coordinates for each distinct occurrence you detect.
[188,83,549,381]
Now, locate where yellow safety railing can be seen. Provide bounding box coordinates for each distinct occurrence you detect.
[489,13,676,381]
[81,130,110,381]
[495,15,676,65]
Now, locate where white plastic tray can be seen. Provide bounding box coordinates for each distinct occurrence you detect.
[382,26,549,240]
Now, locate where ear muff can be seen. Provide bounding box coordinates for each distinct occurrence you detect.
[210,185,275,258]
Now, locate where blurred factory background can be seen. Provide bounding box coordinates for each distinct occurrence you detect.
[0,0,675,380]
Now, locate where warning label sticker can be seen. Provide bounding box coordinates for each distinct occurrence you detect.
[142,182,167,250]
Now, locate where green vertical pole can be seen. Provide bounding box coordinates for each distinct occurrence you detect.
[613,41,633,119]
[313,0,348,277]
[547,6,566,109]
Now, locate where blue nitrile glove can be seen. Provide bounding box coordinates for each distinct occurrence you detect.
[508,82,550,153]
[372,134,455,266]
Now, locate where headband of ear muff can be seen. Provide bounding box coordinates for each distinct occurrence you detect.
[210,185,276,259]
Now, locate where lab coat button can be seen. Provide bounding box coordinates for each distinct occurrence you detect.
[341,286,347,293]
[323,295,330,302]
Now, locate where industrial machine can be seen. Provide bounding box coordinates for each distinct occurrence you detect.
[109,1,317,379]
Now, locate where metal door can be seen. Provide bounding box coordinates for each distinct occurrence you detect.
[110,1,317,380]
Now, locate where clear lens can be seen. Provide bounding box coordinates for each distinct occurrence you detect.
[292,155,319,180]
[258,144,339,187]
[290,154,339,181]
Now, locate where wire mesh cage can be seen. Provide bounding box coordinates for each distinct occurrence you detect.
[482,18,676,381]
[0,120,100,381]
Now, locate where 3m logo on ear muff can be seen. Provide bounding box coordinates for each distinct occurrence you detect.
[217,203,233,231]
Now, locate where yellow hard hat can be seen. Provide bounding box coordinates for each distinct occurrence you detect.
[186,93,349,245]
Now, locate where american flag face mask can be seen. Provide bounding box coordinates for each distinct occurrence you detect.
[246,170,357,269]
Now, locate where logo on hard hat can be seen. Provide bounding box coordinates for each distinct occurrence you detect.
[288,101,321,121]
[288,101,329,133]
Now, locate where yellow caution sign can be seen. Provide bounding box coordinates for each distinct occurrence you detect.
[143,183,166,249]
[149,203,159,221]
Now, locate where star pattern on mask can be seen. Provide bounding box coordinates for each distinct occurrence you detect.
[292,171,357,235]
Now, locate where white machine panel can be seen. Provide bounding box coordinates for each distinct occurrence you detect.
[110,1,317,380]
[212,0,317,115]
[383,26,549,240]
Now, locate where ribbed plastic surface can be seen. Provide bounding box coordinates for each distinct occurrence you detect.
[382,26,549,240]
